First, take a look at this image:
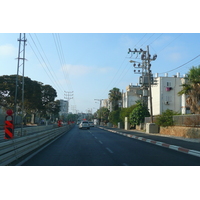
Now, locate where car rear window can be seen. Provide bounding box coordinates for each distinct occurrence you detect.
[82,121,88,123]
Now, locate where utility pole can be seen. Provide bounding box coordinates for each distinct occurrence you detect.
[94,99,104,109]
[14,33,27,135]
[94,99,104,124]
[64,91,73,113]
[128,46,157,123]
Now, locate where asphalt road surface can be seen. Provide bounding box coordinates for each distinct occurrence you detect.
[21,126,200,166]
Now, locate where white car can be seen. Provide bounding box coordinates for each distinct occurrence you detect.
[79,121,90,129]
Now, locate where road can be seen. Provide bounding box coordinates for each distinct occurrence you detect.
[21,126,200,166]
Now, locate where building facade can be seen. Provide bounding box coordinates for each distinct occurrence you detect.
[122,84,141,108]
[59,99,68,116]
[150,73,190,115]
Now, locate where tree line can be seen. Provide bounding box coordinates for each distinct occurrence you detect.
[0,75,60,123]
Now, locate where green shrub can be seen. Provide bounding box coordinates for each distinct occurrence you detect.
[155,109,178,127]
[129,101,150,126]
[109,109,121,126]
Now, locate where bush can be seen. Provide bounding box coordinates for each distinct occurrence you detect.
[129,101,150,126]
[155,109,178,127]
[109,109,121,126]
[120,105,137,127]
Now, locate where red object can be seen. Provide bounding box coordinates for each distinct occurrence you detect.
[58,120,62,127]
[6,109,13,116]
[4,115,14,139]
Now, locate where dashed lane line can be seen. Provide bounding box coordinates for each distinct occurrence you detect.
[106,147,113,154]
[99,140,103,144]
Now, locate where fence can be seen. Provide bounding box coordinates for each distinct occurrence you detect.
[0,124,55,141]
[0,124,73,166]
[173,114,200,127]
[145,114,200,127]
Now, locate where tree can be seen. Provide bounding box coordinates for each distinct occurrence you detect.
[129,101,150,126]
[0,75,43,111]
[96,107,110,123]
[120,104,138,126]
[109,109,121,126]
[108,87,122,111]
[178,65,200,114]
[0,75,59,123]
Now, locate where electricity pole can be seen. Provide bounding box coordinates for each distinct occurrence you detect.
[128,46,157,123]
[94,99,104,109]
[64,91,73,113]
[94,99,104,124]
[14,33,27,135]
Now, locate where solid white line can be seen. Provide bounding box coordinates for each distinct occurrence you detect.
[106,147,113,153]
[188,150,200,157]
[169,145,179,151]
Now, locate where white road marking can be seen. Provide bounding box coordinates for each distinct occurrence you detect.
[99,140,103,144]
[106,147,113,153]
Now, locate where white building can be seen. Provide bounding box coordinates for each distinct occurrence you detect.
[151,73,190,115]
[122,84,141,108]
[101,99,109,109]
[59,99,68,116]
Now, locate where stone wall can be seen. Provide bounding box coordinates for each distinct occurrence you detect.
[160,126,200,139]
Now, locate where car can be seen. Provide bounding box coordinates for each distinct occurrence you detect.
[79,121,90,129]
[88,121,94,127]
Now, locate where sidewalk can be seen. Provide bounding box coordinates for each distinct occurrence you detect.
[99,126,200,155]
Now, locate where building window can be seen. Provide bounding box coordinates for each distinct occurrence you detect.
[166,82,171,87]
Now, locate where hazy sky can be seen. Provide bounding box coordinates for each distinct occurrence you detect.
[1,33,200,113]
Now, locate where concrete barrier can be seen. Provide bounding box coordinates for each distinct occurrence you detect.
[0,125,73,166]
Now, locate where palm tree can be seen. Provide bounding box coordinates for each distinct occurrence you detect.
[178,65,200,114]
[108,87,122,111]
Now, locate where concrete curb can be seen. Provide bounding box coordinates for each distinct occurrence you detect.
[99,127,200,158]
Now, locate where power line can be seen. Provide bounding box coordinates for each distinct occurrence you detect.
[140,33,155,47]
[133,33,147,47]
[149,33,163,45]
[158,54,200,74]
[28,34,63,94]
[98,56,127,98]
[157,33,182,53]
[33,34,65,93]
[52,33,77,110]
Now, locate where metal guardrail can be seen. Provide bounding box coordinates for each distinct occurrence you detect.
[0,125,73,166]
[0,125,55,140]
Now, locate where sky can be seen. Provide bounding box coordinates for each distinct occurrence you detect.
[1,33,200,113]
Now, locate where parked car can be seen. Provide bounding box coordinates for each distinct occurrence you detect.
[88,121,94,127]
[79,121,90,129]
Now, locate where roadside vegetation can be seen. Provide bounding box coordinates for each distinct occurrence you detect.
[0,75,60,124]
